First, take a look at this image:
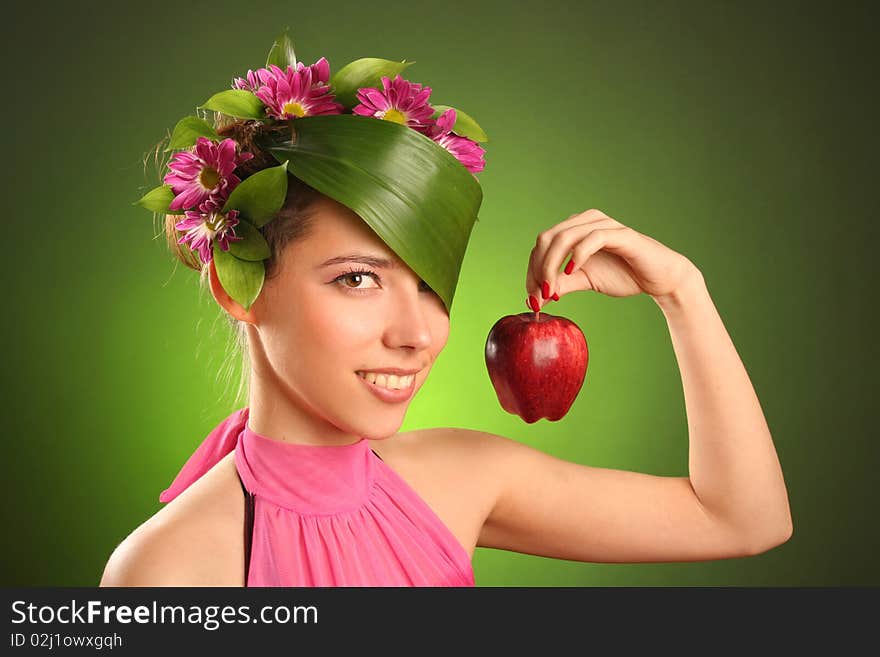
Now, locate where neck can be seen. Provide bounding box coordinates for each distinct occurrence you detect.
[246,364,364,447]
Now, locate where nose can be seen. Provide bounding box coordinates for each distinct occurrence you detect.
[382,284,434,352]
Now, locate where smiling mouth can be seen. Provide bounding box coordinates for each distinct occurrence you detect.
[355,371,417,390]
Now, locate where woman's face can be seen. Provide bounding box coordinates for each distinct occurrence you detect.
[246,196,451,442]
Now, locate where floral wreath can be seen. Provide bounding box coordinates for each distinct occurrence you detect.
[137,31,488,313]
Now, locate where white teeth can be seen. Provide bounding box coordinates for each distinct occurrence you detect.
[357,371,415,390]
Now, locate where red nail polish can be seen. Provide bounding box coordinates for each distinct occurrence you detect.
[541,280,550,299]
[525,297,532,311]
[564,259,574,275]
[528,295,540,313]
[551,293,559,301]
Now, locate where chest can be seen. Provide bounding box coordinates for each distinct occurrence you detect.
[205,441,489,585]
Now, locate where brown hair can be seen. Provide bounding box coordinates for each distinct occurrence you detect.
[156,114,327,407]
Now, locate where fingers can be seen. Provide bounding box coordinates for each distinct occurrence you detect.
[542,219,622,292]
[527,229,591,307]
[526,211,627,309]
[534,209,615,254]
[526,210,613,305]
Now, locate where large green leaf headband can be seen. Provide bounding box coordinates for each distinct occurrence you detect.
[136,32,487,314]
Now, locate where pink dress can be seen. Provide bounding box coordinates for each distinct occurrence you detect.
[159,408,475,587]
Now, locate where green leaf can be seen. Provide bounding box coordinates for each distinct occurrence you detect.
[266,29,297,69]
[213,244,265,311]
[228,217,270,261]
[431,105,488,142]
[221,161,289,227]
[329,58,415,110]
[167,116,220,151]
[260,114,482,313]
[200,90,266,120]
[135,185,174,212]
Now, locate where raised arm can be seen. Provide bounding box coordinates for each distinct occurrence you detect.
[650,265,792,549]
[473,209,792,563]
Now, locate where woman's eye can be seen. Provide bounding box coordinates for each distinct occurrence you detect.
[336,270,380,290]
[333,270,435,295]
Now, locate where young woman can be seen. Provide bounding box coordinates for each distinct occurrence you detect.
[100,185,792,586]
[101,39,792,586]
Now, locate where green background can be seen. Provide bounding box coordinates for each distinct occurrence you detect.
[2,0,876,586]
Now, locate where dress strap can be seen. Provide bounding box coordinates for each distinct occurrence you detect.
[237,471,255,587]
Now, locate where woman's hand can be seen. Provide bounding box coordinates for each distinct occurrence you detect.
[526,208,700,310]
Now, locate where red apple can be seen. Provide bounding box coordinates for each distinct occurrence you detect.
[484,311,589,423]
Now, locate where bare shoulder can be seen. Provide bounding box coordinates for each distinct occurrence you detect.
[382,425,516,470]
[380,426,523,511]
[100,453,244,587]
[411,425,538,468]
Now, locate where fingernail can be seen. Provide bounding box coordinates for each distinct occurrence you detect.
[528,295,541,312]
[551,292,560,301]
[525,297,532,311]
[541,280,550,299]
[564,259,574,275]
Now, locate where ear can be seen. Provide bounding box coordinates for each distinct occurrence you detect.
[208,258,258,324]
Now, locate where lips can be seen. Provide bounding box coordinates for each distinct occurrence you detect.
[356,368,422,376]
[356,371,417,404]
[356,371,416,389]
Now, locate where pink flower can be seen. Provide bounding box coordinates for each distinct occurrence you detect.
[426,109,486,174]
[352,75,435,132]
[232,69,261,92]
[174,198,244,266]
[164,138,254,211]
[252,59,344,120]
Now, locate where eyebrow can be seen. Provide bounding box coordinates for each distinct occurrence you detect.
[317,253,397,269]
